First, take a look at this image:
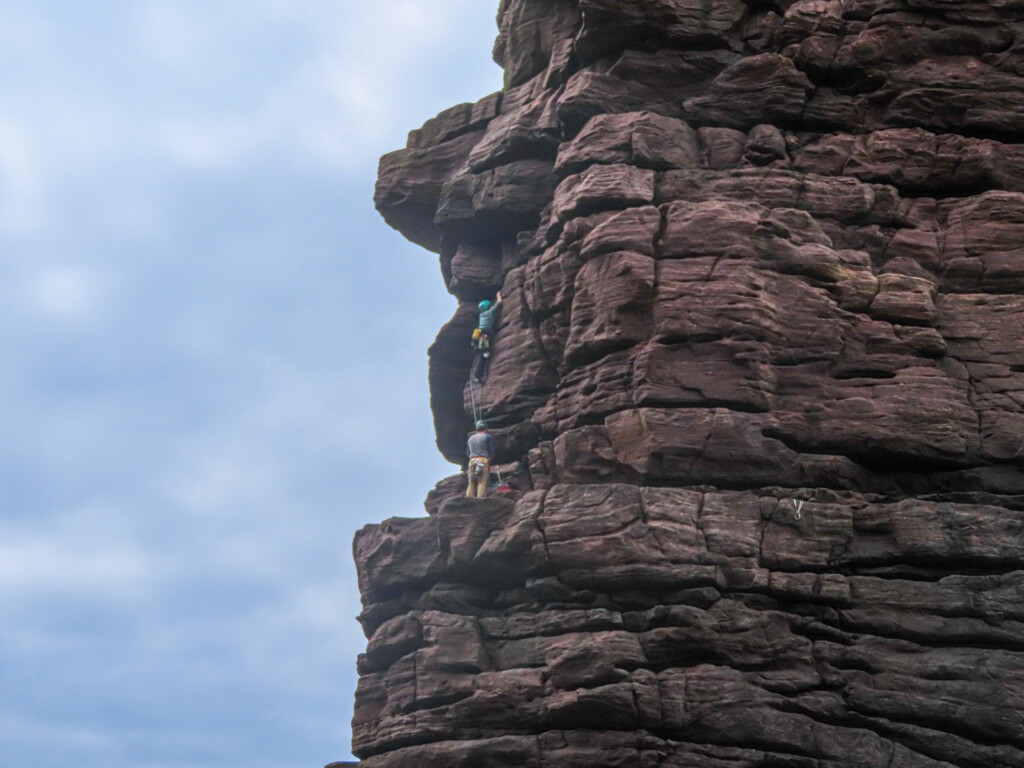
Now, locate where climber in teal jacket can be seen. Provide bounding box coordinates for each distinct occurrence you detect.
[471,292,502,382]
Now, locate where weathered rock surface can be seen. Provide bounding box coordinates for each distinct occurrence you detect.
[354,2,1024,767]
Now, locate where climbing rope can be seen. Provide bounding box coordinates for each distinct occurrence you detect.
[792,499,805,520]
[469,375,480,424]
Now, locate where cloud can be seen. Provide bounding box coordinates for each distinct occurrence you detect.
[171,454,279,514]
[25,264,112,323]
[158,117,261,170]
[0,506,153,602]
[0,717,111,751]
[0,113,44,231]
[0,2,51,58]
[0,2,500,766]
[137,0,501,172]
[133,0,216,71]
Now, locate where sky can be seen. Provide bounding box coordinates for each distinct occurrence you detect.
[0,2,502,766]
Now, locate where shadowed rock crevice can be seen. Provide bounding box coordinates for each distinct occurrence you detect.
[353,2,1024,767]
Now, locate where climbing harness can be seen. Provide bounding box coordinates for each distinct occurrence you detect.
[472,331,490,355]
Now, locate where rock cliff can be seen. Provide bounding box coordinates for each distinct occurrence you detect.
[354,2,1024,766]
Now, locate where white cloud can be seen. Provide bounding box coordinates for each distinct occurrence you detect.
[0,508,153,601]
[158,117,262,170]
[0,2,500,766]
[95,186,165,241]
[169,450,285,515]
[0,716,111,750]
[137,0,502,172]
[133,0,216,71]
[0,114,44,232]
[26,264,112,324]
[301,0,498,165]
[0,3,51,58]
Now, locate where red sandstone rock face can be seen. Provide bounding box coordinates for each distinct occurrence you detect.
[360,2,1024,767]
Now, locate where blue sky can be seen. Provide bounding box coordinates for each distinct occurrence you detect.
[0,2,502,766]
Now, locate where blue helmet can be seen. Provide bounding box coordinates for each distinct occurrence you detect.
[475,420,487,429]
[478,300,491,312]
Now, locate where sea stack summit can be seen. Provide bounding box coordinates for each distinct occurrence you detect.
[350,3,1024,766]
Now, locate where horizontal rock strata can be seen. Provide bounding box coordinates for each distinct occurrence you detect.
[359,1,1024,767]
[353,492,1024,767]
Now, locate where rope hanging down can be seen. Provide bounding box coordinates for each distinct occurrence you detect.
[469,376,480,424]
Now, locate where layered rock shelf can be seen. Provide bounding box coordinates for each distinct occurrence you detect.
[355,2,1024,766]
